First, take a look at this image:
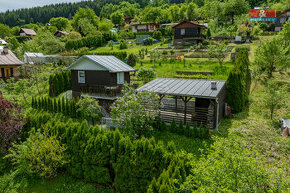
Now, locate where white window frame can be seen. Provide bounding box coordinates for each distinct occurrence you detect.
[78,71,85,84]
[117,72,124,84]
[180,28,185,36]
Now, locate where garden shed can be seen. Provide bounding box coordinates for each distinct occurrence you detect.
[136,78,226,130]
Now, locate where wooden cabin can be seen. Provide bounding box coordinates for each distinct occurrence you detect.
[137,78,226,130]
[130,22,159,33]
[275,8,290,31]
[0,47,24,81]
[67,55,136,109]
[172,21,207,46]
[54,30,69,37]
[19,28,37,36]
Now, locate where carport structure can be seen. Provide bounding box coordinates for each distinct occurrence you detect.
[136,78,226,129]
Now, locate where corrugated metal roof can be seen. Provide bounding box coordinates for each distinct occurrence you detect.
[67,55,136,73]
[20,28,37,36]
[136,78,226,99]
[24,52,44,57]
[0,49,24,66]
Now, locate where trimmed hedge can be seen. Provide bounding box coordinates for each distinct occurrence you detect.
[31,96,79,118]
[235,46,250,52]
[24,114,179,193]
[154,118,210,139]
[49,71,71,97]
[65,35,105,50]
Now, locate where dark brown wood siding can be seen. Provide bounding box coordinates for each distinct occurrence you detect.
[174,27,200,39]
[125,72,130,84]
[71,70,117,92]
[71,70,132,93]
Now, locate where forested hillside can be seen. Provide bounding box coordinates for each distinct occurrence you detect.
[0,0,288,27]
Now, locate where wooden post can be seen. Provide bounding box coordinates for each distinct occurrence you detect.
[159,94,165,116]
[182,96,192,124]
[175,96,178,112]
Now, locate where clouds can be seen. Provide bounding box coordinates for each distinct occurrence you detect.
[0,0,85,12]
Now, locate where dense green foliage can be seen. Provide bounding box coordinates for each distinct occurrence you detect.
[180,137,289,192]
[22,115,176,192]
[226,50,251,113]
[49,71,71,97]
[7,129,67,179]
[154,118,210,139]
[32,96,78,118]
[65,35,104,50]
[111,85,161,138]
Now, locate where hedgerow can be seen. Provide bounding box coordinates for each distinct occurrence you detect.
[49,71,71,97]
[154,118,210,139]
[32,96,78,118]
[65,35,104,50]
[27,117,176,192]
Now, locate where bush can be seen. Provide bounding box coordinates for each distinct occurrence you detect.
[153,31,162,41]
[32,96,79,118]
[137,68,156,83]
[65,35,104,50]
[0,95,24,155]
[235,46,250,52]
[127,54,137,67]
[119,40,128,50]
[7,129,67,179]
[49,71,71,97]
[226,50,251,113]
[180,138,288,192]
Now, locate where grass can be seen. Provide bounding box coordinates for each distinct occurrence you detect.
[21,174,114,193]
[90,42,162,55]
[151,130,213,158]
[134,60,233,80]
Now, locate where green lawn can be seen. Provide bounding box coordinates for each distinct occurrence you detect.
[151,130,213,158]
[90,42,163,55]
[134,60,234,81]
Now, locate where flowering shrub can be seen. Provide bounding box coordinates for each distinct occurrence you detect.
[111,84,160,138]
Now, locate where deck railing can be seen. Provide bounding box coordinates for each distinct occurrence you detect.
[80,85,122,97]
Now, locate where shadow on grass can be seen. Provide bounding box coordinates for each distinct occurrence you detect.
[213,105,250,138]
[21,173,114,193]
[151,130,214,159]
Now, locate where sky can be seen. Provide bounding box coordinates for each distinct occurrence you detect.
[0,0,85,12]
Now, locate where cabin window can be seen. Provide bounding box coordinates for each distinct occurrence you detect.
[180,28,185,35]
[78,71,85,83]
[117,72,124,84]
[10,68,13,77]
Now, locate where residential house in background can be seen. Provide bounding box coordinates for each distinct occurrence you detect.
[54,30,69,37]
[275,8,290,31]
[19,28,37,36]
[172,21,207,46]
[124,16,133,25]
[130,22,159,33]
[66,55,136,110]
[0,46,24,80]
[0,38,8,45]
